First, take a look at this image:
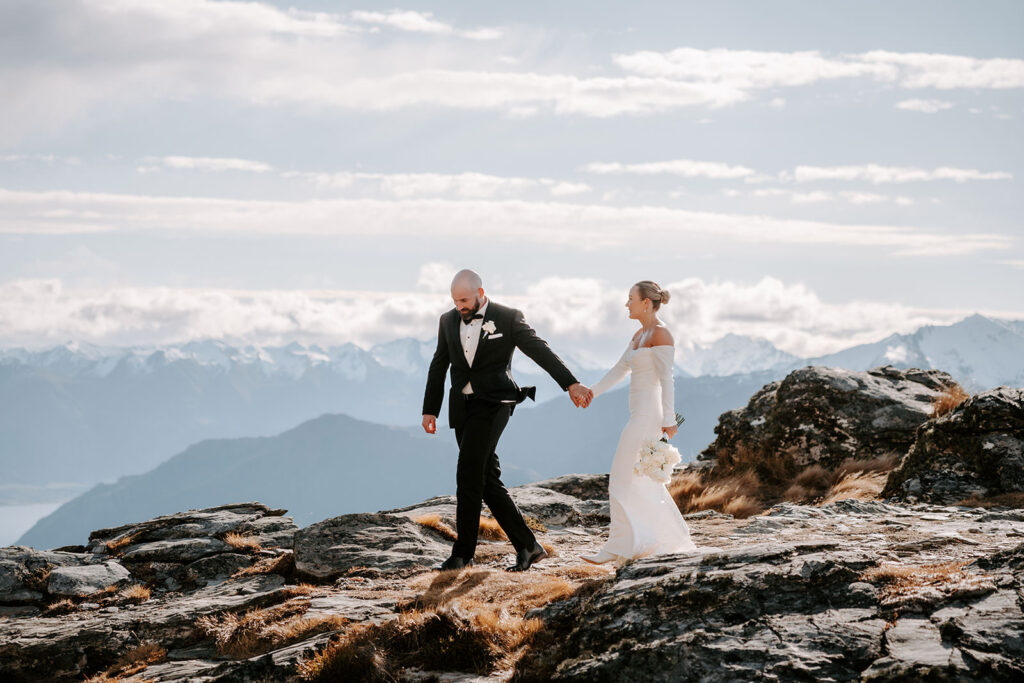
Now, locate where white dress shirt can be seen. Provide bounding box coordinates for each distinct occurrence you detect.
[459,298,489,395]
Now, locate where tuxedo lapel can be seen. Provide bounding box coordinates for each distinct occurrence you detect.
[474,304,501,363]
[446,311,469,369]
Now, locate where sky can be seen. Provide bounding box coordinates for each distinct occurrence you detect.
[1,0,1022,365]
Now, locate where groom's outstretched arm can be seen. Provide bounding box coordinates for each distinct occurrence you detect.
[422,316,450,432]
[510,308,579,392]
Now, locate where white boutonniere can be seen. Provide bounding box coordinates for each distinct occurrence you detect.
[481,320,497,336]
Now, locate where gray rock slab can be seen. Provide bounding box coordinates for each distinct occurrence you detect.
[47,561,133,597]
[294,513,450,579]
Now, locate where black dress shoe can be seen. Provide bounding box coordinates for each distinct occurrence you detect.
[438,555,474,571]
[506,542,547,572]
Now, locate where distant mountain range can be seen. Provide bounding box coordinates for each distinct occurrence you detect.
[18,369,780,549]
[2,314,1021,511]
[0,338,605,500]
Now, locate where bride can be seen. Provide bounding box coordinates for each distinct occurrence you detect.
[581,280,698,566]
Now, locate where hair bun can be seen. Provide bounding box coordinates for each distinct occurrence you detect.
[659,289,671,304]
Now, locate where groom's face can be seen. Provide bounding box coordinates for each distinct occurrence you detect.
[452,286,485,322]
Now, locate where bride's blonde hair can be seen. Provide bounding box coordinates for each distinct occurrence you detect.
[633,280,670,310]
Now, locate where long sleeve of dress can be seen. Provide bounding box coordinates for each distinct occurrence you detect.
[651,345,677,428]
[590,346,631,398]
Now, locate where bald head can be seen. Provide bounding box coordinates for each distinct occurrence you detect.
[451,269,482,292]
[450,269,486,321]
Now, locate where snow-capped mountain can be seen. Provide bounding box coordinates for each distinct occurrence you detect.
[0,336,608,499]
[784,314,1024,390]
[676,333,801,377]
[2,314,1021,508]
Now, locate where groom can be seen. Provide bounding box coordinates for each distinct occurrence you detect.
[422,269,592,572]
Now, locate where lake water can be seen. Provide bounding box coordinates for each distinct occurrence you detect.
[0,503,64,547]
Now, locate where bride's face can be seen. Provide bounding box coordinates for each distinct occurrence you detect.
[626,286,648,319]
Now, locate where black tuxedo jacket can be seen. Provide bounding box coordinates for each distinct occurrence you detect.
[422,300,578,429]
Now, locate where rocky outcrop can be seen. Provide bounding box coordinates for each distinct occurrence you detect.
[294,513,450,579]
[0,547,90,605]
[699,365,954,469]
[3,362,1023,683]
[884,386,1024,503]
[518,500,1024,682]
[0,502,296,616]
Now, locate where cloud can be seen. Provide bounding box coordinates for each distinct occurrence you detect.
[614,47,1024,91]
[144,156,275,173]
[751,188,913,205]
[613,48,894,87]
[858,50,1024,89]
[0,187,1011,256]
[581,159,755,179]
[416,262,455,292]
[895,98,954,113]
[0,275,1012,362]
[288,170,539,198]
[349,9,500,40]
[793,164,1012,184]
[7,2,1020,144]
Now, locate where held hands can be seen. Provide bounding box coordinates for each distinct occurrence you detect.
[661,425,678,439]
[568,383,594,409]
[422,415,437,434]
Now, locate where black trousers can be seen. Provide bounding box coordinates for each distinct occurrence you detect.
[450,396,537,560]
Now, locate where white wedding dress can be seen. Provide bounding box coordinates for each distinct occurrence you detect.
[587,343,697,564]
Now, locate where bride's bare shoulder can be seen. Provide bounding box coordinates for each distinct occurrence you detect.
[649,326,674,347]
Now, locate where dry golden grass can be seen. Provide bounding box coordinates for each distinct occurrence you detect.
[117,584,151,603]
[281,583,319,597]
[231,551,295,579]
[834,453,899,478]
[667,470,704,501]
[679,471,764,519]
[197,600,348,659]
[84,642,166,681]
[821,471,888,504]
[956,492,1024,508]
[44,598,76,615]
[478,516,508,541]
[523,515,548,534]
[298,601,543,682]
[413,513,518,542]
[931,382,970,418]
[223,531,263,553]
[105,534,135,554]
[412,513,458,541]
[670,447,901,516]
[861,561,990,604]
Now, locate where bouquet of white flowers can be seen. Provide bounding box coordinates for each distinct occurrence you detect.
[634,413,685,483]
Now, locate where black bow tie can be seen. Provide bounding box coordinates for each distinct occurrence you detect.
[463,313,484,323]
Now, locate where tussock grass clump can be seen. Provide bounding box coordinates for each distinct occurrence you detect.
[413,513,513,542]
[412,513,457,541]
[117,583,151,603]
[670,446,900,517]
[821,471,888,504]
[522,515,547,534]
[222,531,263,553]
[84,642,166,681]
[44,598,76,615]
[478,516,508,541]
[231,551,295,580]
[197,600,348,659]
[104,534,136,554]
[931,382,970,418]
[298,601,542,682]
